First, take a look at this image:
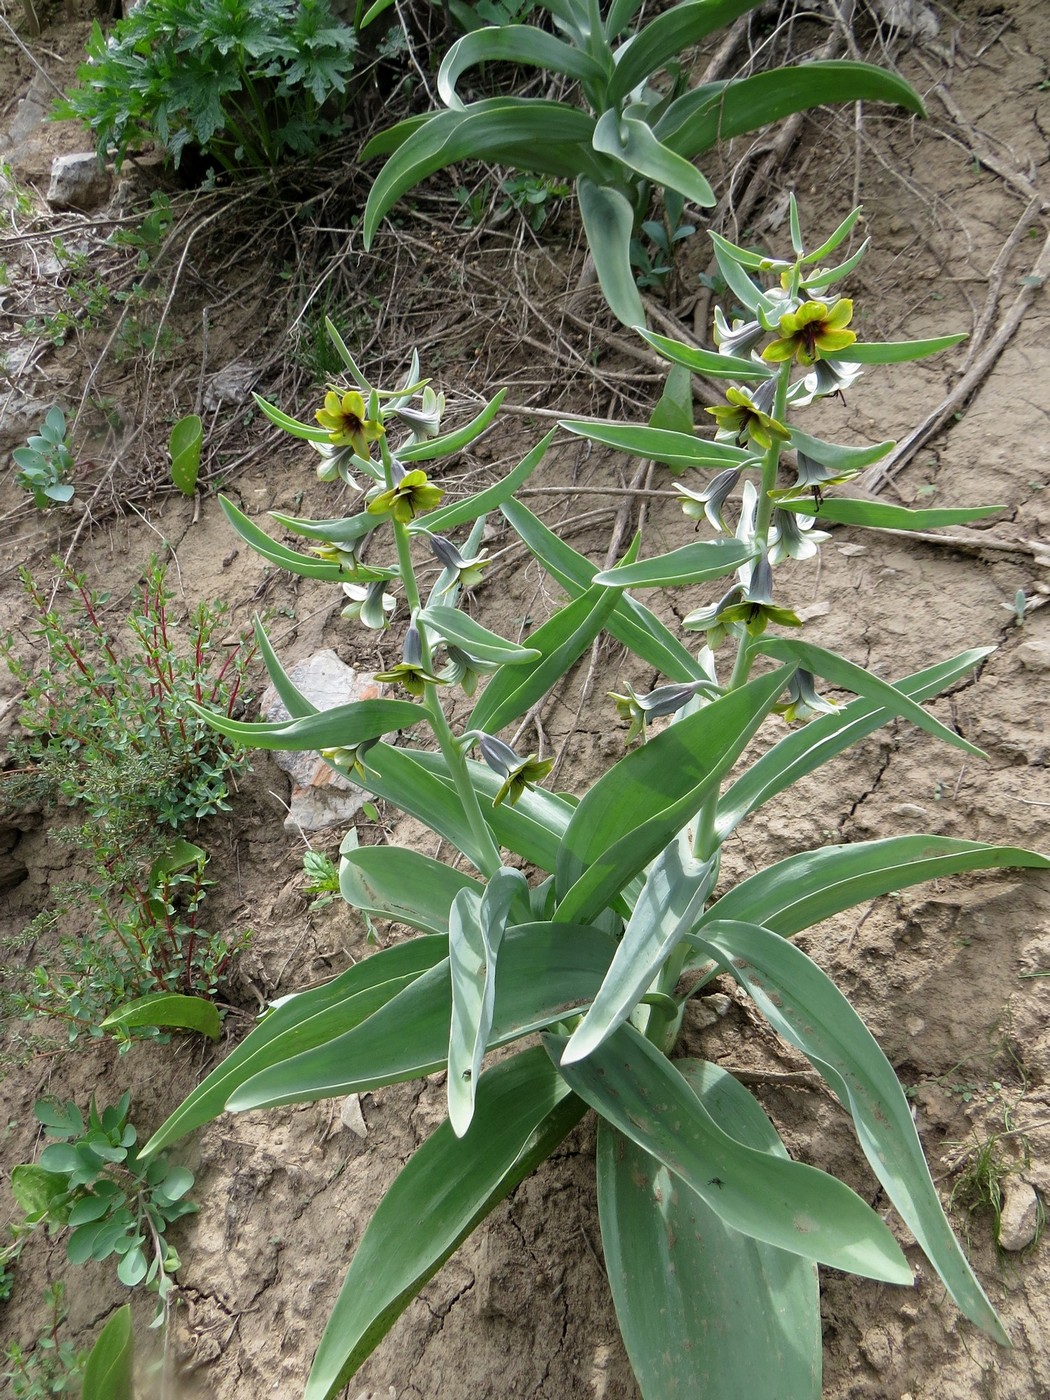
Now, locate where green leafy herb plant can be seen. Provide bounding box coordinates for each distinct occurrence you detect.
[138,213,1047,1400]
[2,1283,87,1400]
[361,0,924,324]
[11,408,75,509]
[10,1096,195,1299]
[0,561,253,1045]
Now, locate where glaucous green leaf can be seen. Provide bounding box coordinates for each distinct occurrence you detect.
[828,333,966,364]
[141,939,449,1157]
[304,1048,585,1400]
[560,420,753,469]
[549,1025,912,1281]
[636,325,773,379]
[593,537,754,588]
[592,109,715,207]
[267,510,378,545]
[716,649,993,840]
[82,1305,134,1400]
[252,617,315,719]
[791,497,1004,531]
[186,697,425,752]
[253,394,334,443]
[577,177,646,327]
[219,497,393,581]
[229,923,616,1111]
[439,27,607,109]
[410,429,552,533]
[399,390,507,464]
[597,1061,820,1400]
[607,0,765,104]
[100,993,220,1041]
[753,638,985,757]
[339,842,483,934]
[699,835,1050,938]
[786,426,894,471]
[694,920,1009,1343]
[359,744,492,870]
[418,606,540,664]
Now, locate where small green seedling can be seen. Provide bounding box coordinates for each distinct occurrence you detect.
[12,407,75,508]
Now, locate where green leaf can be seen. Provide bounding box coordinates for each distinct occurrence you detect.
[304,1048,586,1400]
[716,649,994,840]
[563,831,717,1063]
[155,1166,194,1202]
[117,1246,148,1287]
[168,414,202,496]
[593,537,754,588]
[409,429,552,533]
[100,992,220,1040]
[560,420,754,469]
[339,842,483,934]
[252,617,316,719]
[10,1164,69,1219]
[577,177,646,327]
[228,923,616,1111]
[787,426,894,472]
[448,868,528,1135]
[186,697,425,752]
[597,1062,820,1400]
[357,744,494,871]
[700,835,1050,938]
[549,1025,912,1281]
[608,0,761,103]
[141,939,449,1157]
[647,362,694,437]
[399,390,507,464]
[82,1305,134,1400]
[555,667,792,921]
[802,206,863,264]
[501,497,705,682]
[790,496,1004,531]
[467,572,629,733]
[439,27,606,108]
[752,638,986,758]
[636,326,773,380]
[657,62,925,158]
[694,921,1008,1343]
[828,333,966,364]
[253,394,335,443]
[267,510,378,546]
[418,606,540,664]
[219,497,376,581]
[592,110,715,207]
[363,101,606,248]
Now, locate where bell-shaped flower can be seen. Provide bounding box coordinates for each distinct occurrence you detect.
[321,736,380,782]
[390,385,445,442]
[429,534,490,593]
[476,733,554,807]
[608,679,714,746]
[790,356,864,407]
[762,298,856,367]
[704,554,804,637]
[441,644,499,698]
[373,624,446,697]
[342,580,396,630]
[678,468,741,533]
[310,440,358,485]
[768,508,829,565]
[713,308,766,360]
[706,383,789,452]
[367,464,444,524]
[774,669,838,724]
[315,389,385,459]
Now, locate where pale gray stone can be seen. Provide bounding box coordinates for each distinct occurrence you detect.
[47,154,111,212]
[998,1179,1041,1252]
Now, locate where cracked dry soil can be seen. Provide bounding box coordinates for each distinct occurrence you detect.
[2,0,1050,1397]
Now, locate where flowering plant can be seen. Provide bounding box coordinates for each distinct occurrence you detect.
[138,213,1046,1399]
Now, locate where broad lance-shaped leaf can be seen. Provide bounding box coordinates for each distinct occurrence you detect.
[186,696,425,752]
[592,109,715,208]
[693,921,1009,1343]
[828,333,966,364]
[410,429,552,535]
[100,992,220,1041]
[593,536,755,588]
[468,563,632,733]
[417,605,540,664]
[339,840,483,934]
[635,325,773,380]
[501,497,705,682]
[82,1305,134,1400]
[220,497,395,582]
[268,509,378,546]
[141,938,449,1157]
[597,1061,820,1400]
[252,616,316,719]
[355,744,493,872]
[228,923,616,1111]
[787,425,893,472]
[438,26,606,108]
[547,1025,911,1282]
[563,832,717,1064]
[555,666,792,922]
[304,1048,585,1400]
[716,648,993,840]
[698,835,1050,940]
[789,496,1004,531]
[448,868,529,1135]
[398,389,506,464]
[577,177,645,327]
[752,637,985,758]
[560,419,754,469]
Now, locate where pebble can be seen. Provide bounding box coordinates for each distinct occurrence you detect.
[998,1179,1041,1251]
[1017,639,1050,673]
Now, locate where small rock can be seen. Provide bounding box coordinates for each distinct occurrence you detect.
[859,1325,893,1372]
[260,650,392,832]
[204,360,259,410]
[339,1094,368,1138]
[997,1179,1041,1251]
[47,153,111,211]
[1017,639,1050,673]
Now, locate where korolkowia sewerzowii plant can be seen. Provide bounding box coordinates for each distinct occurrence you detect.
[135,223,1047,1400]
[360,0,925,325]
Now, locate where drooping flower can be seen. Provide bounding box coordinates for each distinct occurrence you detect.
[768,507,830,565]
[321,737,380,781]
[429,534,490,593]
[373,625,446,697]
[367,466,445,524]
[342,580,396,629]
[774,670,838,724]
[790,356,864,407]
[713,308,766,360]
[476,733,554,807]
[390,385,445,442]
[762,298,856,367]
[608,679,714,746]
[315,389,385,458]
[441,644,499,698]
[706,384,789,452]
[678,468,741,533]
